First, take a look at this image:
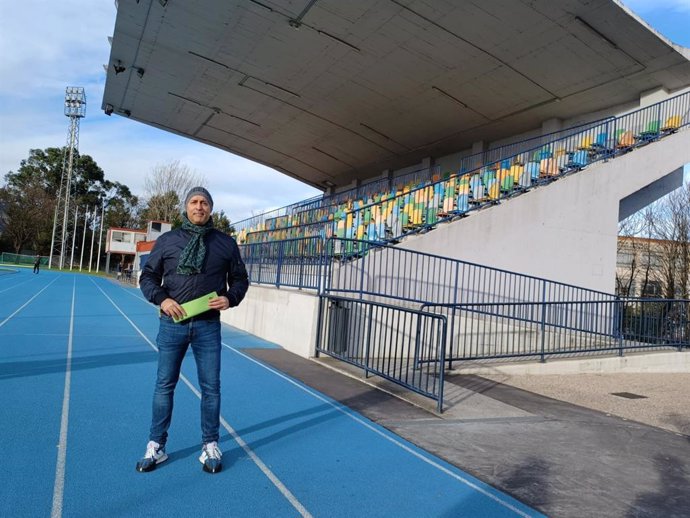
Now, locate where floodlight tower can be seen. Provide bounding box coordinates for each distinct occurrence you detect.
[50,87,86,269]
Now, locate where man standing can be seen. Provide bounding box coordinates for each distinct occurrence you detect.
[137,187,248,474]
[33,255,40,274]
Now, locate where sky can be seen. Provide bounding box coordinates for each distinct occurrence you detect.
[0,1,689,224]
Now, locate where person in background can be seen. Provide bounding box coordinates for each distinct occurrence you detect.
[137,186,249,474]
[33,254,40,274]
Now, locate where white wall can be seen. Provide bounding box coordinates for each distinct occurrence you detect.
[220,285,320,358]
[398,130,690,294]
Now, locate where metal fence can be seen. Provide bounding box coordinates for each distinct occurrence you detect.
[316,295,448,412]
[421,298,688,366]
[238,240,687,411]
[620,298,689,347]
[239,236,327,290]
[324,238,616,308]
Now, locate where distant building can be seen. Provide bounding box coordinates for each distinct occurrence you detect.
[616,236,688,298]
[105,220,171,280]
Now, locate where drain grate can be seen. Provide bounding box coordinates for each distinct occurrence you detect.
[610,392,648,399]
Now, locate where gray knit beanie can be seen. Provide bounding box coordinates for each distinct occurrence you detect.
[184,186,213,211]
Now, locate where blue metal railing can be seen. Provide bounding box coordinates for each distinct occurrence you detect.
[239,238,687,410]
[421,298,688,365]
[324,238,616,307]
[239,236,327,290]
[241,237,617,308]
[316,294,448,412]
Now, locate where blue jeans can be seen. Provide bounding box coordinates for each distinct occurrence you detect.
[149,316,222,446]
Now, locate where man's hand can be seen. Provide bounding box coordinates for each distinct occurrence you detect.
[208,295,230,311]
[160,298,186,320]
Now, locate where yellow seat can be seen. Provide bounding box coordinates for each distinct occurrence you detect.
[661,115,681,131]
[577,135,593,150]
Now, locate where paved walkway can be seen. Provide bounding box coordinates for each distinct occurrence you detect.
[478,372,690,435]
[282,353,690,518]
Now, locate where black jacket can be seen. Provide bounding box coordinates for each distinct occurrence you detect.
[140,228,249,319]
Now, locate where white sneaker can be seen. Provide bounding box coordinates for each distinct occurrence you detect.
[135,440,168,472]
[199,441,222,473]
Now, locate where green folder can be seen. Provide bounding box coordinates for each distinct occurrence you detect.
[173,291,218,323]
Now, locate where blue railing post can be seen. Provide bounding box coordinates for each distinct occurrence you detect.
[617,298,624,356]
[364,304,373,378]
[276,239,284,288]
[448,263,460,370]
[680,300,688,352]
[437,316,447,414]
[540,281,547,362]
[359,241,366,300]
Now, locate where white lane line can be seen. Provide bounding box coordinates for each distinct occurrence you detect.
[51,278,76,518]
[90,279,313,518]
[222,343,537,518]
[0,276,60,327]
[107,279,536,516]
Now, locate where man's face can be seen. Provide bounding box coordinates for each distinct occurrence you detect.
[186,195,211,225]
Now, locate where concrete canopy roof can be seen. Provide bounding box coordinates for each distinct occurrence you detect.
[103,0,690,190]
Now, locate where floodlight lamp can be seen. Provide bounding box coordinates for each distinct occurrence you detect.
[113,60,126,74]
[104,104,114,116]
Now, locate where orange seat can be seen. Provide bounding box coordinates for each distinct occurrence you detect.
[617,131,634,147]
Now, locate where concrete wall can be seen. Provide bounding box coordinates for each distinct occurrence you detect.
[398,130,690,294]
[456,351,690,375]
[220,285,320,358]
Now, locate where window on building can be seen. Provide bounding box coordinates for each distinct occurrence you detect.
[617,252,634,266]
[642,281,661,298]
[112,231,132,243]
[151,222,162,232]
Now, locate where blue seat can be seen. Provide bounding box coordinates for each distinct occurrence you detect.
[570,150,589,168]
[526,162,540,180]
[457,193,470,212]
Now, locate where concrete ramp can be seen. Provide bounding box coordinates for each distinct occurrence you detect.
[398,130,690,293]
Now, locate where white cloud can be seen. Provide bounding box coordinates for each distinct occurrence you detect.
[0,1,114,97]
[0,0,320,224]
[0,0,685,228]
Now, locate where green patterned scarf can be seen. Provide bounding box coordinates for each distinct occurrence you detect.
[177,214,214,275]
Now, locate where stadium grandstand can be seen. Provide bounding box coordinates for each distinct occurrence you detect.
[103,0,690,409]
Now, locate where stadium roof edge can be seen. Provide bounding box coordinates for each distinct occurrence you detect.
[103,0,690,191]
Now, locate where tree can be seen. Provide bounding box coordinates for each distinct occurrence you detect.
[142,190,182,227]
[1,147,138,255]
[0,183,54,253]
[619,182,690,300]
[212,210,235,235]
[616,207,655,297]
[143,160,206,224]
[649,182,690,299]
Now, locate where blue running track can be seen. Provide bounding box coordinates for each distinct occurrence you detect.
[0,269,545,518]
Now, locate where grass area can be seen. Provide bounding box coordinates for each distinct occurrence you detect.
[0,263,110,277]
